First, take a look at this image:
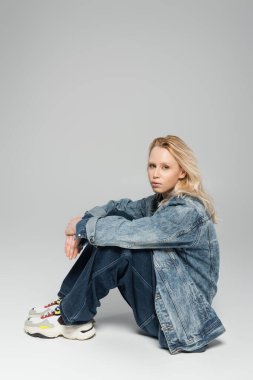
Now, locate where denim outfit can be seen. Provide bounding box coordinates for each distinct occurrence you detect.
[58,243,167,344]
[58,193,226,354]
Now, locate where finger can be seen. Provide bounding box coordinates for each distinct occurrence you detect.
[68,236,77,259]
[65,235,79,259]
[64,237,69,255]
[65,237,68,256]
[66,236,73,258]
[69,238,80,260]
[70,247,78,260]
[66,236,72,254]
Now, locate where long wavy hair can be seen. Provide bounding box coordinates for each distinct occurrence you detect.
[148,135,219,224]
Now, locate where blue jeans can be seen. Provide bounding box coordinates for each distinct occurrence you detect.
[57,244,206,353]
[57,244,168,346]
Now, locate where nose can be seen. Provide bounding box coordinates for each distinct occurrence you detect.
[153,167,160,178]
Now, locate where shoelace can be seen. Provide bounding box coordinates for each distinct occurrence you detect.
[41,306,61,319]
[43,297,62,308]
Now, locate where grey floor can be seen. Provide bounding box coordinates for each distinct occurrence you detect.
[1,240,252,380]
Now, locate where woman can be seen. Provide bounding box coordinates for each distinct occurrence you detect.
[24,135,226,354]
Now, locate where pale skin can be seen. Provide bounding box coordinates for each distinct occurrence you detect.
[64,216,83,260]
[147,146,186,199]
[65,146,186,261]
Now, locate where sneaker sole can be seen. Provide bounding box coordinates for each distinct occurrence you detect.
[24,331,96,340]
[24,323,96,340]
[27,314,96,325]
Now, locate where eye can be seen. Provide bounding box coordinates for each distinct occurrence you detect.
[163,166,169,169]
[148,164,155,168]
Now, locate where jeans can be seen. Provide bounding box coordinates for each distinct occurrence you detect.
[57,244,206,353]
[57,244,167,343]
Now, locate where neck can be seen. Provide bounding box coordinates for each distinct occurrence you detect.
[162,188,176,200]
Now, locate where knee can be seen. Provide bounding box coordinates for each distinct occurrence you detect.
[92,246,129,266]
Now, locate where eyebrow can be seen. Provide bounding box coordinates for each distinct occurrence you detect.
[148,161,171,165]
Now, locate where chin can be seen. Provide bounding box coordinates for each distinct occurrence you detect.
[153,189,163,195]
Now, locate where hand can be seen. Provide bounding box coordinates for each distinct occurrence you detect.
[65,215,82,236]
[65,235,81,260]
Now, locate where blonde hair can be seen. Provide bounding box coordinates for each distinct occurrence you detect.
[148,135,219,224]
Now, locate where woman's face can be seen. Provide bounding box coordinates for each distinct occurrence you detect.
[147,146,186,198]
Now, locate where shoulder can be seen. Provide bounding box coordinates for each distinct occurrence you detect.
[159,194,211,223]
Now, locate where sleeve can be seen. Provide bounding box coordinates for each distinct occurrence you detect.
[75,212,94,240]
[75,209,136,240]
[74,194,156,241]
[85,202,204,249]
[85,196,153,220]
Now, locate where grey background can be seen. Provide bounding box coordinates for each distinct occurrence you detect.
[0,0,252,379]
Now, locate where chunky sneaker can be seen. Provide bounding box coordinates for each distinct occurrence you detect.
[24,306,96,340]
[29,297,62,318]
[28,297,96,324]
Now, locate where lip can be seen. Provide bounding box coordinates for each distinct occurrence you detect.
[152,182,161,186]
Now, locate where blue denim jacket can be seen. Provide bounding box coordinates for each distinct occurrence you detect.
[76,193,226,354]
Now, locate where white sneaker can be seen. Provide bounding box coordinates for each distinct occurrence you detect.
[24,306,96,340]
[28,297,96,324]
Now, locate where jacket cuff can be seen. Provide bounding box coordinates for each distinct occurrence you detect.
[85,216,102,245]
[75,207,107,242]
[75,219,87,239]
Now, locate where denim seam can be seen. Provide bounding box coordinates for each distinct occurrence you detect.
[156,265,192,341]
[132,266,153,291]
[91,256,123,278]
[139,313,156,329]
[190,224,202,248]
[207,225,214,280]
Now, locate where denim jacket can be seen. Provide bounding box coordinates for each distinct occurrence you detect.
[76,192,226,354]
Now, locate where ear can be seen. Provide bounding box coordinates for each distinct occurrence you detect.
[178,169,186,179]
